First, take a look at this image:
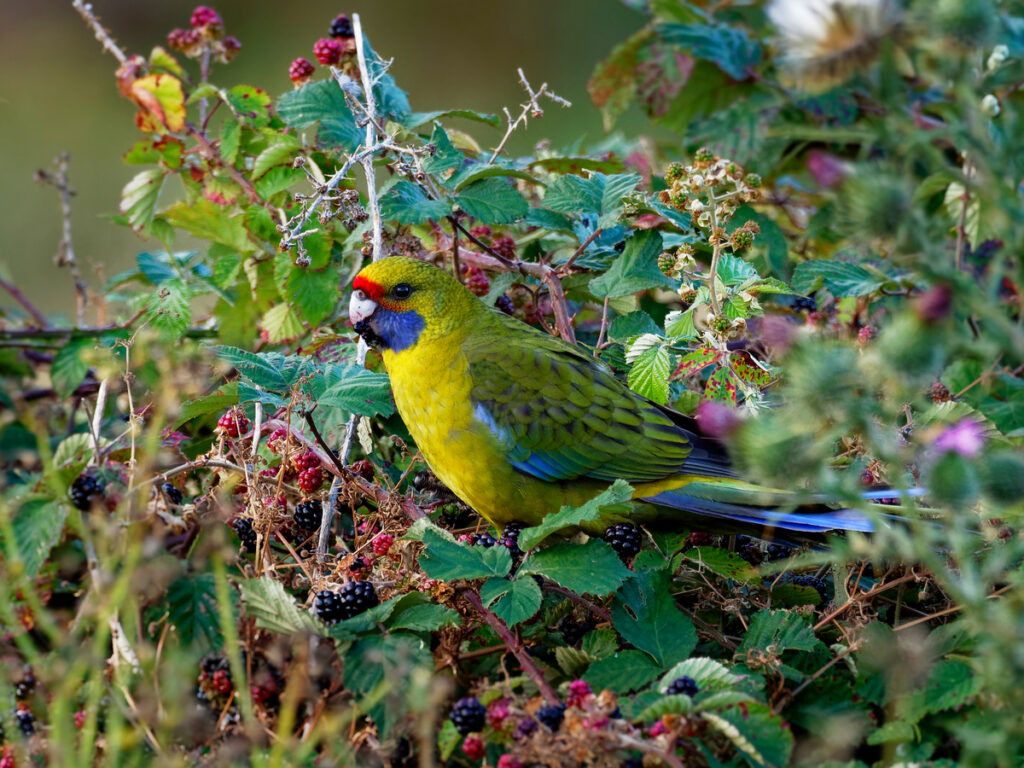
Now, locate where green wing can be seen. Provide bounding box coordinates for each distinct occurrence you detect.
[464,313,695,483]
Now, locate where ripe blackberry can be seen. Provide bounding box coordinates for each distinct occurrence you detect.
[314,590,346,625]
[190,6,222,29]
[513,718,537,740]
[372,533,394,557]
[791,295,816,313]
[665,675,699,697]
[216,408,249,438]
[765,541,795,562]
[293,499,323,531]
[557,615,594,647]
[15,706,35,736]
[498,522,526,557]
[162,482,184,506]
[14,671,35,701]
[736,535,763,565]
[329,13,354,38]
[337,580,379,618]
[449,696,487,735]
[783,573,829,602]
[495,294,515,315]
[492,236,516,261]
[536,703,567,731]
[232,517,258,553]
[466,532,496,548]
[298,467,324,494]
[313,37,343,65]
[69,474,105,511]
[622,758,643,768]
[603,523,642,562]
[288,57,315,85]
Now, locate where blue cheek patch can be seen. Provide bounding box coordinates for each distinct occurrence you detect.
[375,309,426,352]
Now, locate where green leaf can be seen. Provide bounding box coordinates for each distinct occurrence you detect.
[344,633,431,738]
[658,23,763,80]
[255,166,304,199]
[454,178,529,224]
[584,649,662,693]
[609,311,660,342]
[521,539,631,596]
[165,573,223,649]
[590,229,670,299]
[379,180,451,224]
[612,567,697,666]
[164,199,251,253]
[627,343,672,405]
[212,346,291,392]
[673,348,721,379]
[904,660,978,722]
[791,260,883,297]
[543,174,603,215]
[120,169,164,236]
[403,108,501,128]
[635,694,694,721]
[10,497,67,578]
[238,576,325,635]
[145,278,191,339]
[277,79,360,149]
[683,546,757,582]
[286,265,340,325]
[226,85,273,127]
[219,118,241,164]
[418,527,512,581]
[479,576,542,626]
[316,366,395,418]
[252,134,302,179]
[866,719,915,746]
[599,172,641,227]
[716,252,759,286]
[703,702,794,768]
[450,164,541,191]
[422,123,463,176]
[261,303,304,343]
[388,603,461,632]
[735,610,826,681]
[51,339,92,399]
[518,479,634,551]
[659,657,746,691]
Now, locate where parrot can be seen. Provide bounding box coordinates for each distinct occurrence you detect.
[347,255,882,538]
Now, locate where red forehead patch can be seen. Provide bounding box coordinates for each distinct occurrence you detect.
[353,275,384,301]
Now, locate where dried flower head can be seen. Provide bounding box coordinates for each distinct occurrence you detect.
[768,0,903,92]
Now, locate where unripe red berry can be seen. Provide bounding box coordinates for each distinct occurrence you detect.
[491,236,516,261]
[372,533,395,557]
[462,265,490,296]
[298,467,324,494]
[289,57,315,85]
[462,735,485,761]
[293,450,321,474]
[167,27,203,53]
[313,38,343,65]
[469,224,492,239]
[217,408,250,438]
[349,459,374,481]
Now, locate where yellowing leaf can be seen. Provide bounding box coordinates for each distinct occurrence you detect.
[131,74,186,134]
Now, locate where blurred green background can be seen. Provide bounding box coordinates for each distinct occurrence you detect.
[0,0,644,320]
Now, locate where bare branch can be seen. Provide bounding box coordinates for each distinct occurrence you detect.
[35,153,88,324]
[488,68,571,164]
[71,0,128,65]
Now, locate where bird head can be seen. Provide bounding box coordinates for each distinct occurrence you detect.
[348,256,476,352]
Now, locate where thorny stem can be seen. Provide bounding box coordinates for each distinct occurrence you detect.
[560,227,603,273]
[36,153,88,325]
[71,0,128,65]
[707,192,724,319]
[488,68,571,165]
[462,588,559,705]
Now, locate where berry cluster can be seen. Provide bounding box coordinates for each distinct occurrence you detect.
[665,675,699,697]
[161,481,184,506]
[603,522,642,562]
[289,13,357,85]
[232,517,258,553]
[497,522,526,558]
[216,408,250,438]
[314,581,380,624]
[372,533,394,557]
[167,6,240,63]
[293,499,323,531]
[69,474,105,511]
[450,696,487,735]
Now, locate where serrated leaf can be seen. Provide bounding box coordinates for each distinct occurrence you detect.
[555,645,594,678]
[145,278,191,338]
[277,79,361,150]
[664,308,696,339]
[252,134,302,179]
[120,169,165,236]
[599,172,641,227]
[53,433,95,467]
[344,632,431,738]
[683,546,757,581]
[590,229,670,299]
[164,199,251,252]
[612,567,697,666]
[704,702,793,768]
[609,311,660,342]
[735,610,826,682]
[51,339,92,399]
[729,351,772,388]
[450,164,540,191]
[660,657,746,691]
[543,174,603,214]
[658,23,762,80]
[418,528,512,581]
[9,497,67,578]
[403,109,501,128]
[479,576,542,626]
[628,344,672,405]
[388,602,461,632]
[316,365,394,418]
[584,649,662,694]
[239,576,325,635]
[716,252,759,286]
[255,166,304,199]
[261,303,304,343]
[521,539,631,596]
[518,480,634,551]
[166,573,222,649]
[286,265,340,325]
[704,366,738,404]
[148,45,183,77]
[454,178,528,224]
[635,694,694,721]
[212,346,291,391]
[226,85,272,128]
[130,74,186,133]
[379,180,451,224]
[673,348,721,379]
[791,260,883,297]
[422,123,463,177]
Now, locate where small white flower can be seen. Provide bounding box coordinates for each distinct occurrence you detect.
[981,93,1001,118]
[987,44,1009,71]
[768,0,903,92]
[689,198,705,214]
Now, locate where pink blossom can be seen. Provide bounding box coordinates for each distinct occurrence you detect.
[934,420,985,457]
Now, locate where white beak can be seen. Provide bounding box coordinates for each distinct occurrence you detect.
[349,289,378,324]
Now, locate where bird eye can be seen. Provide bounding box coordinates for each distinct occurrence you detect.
[392,283,413,300]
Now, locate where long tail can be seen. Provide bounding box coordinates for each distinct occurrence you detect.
[638,476,919,535]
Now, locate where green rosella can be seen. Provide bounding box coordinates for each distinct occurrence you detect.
[348,255,879,536]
